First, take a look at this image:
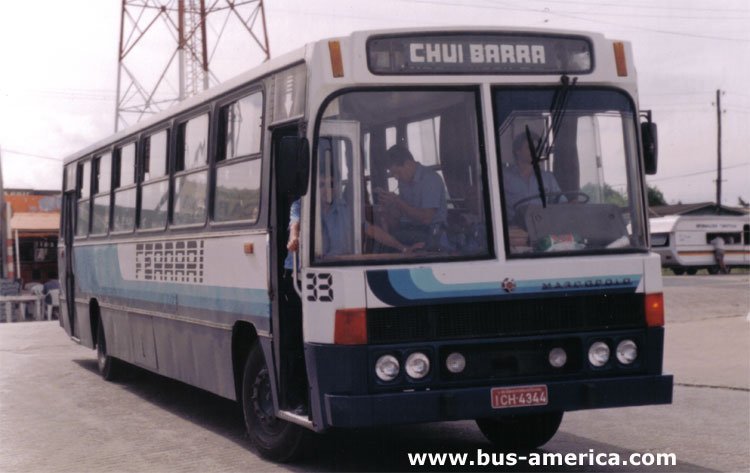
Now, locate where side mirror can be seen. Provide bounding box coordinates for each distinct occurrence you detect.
[641,121,658,175]
[277,136,310,198]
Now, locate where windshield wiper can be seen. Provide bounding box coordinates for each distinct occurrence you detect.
[527,75,577,208]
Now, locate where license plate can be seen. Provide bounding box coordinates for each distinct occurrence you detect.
[491,385,548,409]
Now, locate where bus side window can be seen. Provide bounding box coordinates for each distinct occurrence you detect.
[214,91,263,223]
[173,113,210,226]
[75,160,91,237]
[112,142,137,232]
[91,152,112,235]
[139,129,170,230]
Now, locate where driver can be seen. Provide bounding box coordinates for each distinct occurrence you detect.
[503,133,563,224]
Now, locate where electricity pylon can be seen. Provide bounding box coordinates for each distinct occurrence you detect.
[115,0,270,131]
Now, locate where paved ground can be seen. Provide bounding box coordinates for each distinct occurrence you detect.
[0,274,748,472]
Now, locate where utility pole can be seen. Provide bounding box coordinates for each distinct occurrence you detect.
[115,0,271,131]
[715,89,723,208]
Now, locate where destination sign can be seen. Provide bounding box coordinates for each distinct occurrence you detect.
[367,33,593,75]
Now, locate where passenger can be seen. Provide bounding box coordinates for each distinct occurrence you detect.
[375,144,449,248]
[286,173,423,261]
[710,235,728,274]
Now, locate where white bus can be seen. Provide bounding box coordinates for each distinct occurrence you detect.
[651,215,750,274]
[59,27,672,461]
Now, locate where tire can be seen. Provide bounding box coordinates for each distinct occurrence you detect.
[476,411,563,451]
[96,321,122,381]
[242,344,306,462]
[685,268,698,275]
[707,267,720,275]
[671,268,685,275]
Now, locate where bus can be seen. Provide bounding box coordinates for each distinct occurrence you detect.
[59,26,672,461]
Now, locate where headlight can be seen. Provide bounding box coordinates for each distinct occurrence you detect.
[375,354,400,381]
[445,352,466,373]
[616,339,638,365]
[548,347,567,368]
[588,341,610,367]
[405,352,430,379]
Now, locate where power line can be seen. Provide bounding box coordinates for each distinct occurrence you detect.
[396,0,750,42]
[1,149,63,163]
[647,163,749,183]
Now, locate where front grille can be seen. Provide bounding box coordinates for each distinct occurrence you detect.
[367,294,644,344]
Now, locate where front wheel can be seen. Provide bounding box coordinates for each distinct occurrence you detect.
[242,344,306,462]
[476,411,563,450]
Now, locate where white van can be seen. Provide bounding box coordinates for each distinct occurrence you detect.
[650,215,750,274]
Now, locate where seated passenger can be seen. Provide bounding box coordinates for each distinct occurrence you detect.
[375,145,449,249]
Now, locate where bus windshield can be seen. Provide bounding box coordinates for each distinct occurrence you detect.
[313,89,491,264]
[494,87,647,256]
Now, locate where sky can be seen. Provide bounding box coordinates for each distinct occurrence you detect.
[0,0,748,207]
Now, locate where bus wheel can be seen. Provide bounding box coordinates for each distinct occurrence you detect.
[96,322,122,381]
[686,268,697,275]
[242,344,306,462]
[671,268,685,275]
[707,267,720,275]
[476,411,563,450]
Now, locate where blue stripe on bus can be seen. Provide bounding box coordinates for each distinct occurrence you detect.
[74,245,270,317]
[367,268,641,306]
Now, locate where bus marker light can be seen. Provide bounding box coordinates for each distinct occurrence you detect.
[613,41,628,77]
[375,354,400,381]
[334,308,367,344]
[329,40,345,78]
[405,352,430,379]
[243,243,254,254]
[645,293,664,327]
[446,352,466,373]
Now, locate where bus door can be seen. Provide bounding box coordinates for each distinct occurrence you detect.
[59,191,77,338]
[271,126,309,412]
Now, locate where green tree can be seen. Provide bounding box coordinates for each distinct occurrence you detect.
[647,185,667,206]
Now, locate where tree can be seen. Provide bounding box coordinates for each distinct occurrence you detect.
[647,185,667,206]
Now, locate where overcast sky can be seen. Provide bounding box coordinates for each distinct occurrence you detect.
[0,0,748,206]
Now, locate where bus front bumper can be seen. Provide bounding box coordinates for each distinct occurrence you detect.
[322,374,673,428]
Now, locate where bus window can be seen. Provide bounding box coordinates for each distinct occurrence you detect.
[495,88,647,256]
[174,114,209,226]
[214,92,263,223]
[91,152,112,235]
[112,142,137,232]
[314,90,490,263]
[139,130,169,230]
[75,160,91,237]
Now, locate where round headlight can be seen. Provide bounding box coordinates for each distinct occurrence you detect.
[548,347,567,368]
[588,341,610,367]
[405,352,430,379]
[616,339,638,365]
[375,354,400,381]
[445,352,466,374]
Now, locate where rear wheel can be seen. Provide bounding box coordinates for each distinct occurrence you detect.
[707,267,720,275]
[671,268,685,275]
[242,344,306,462]
[96,322,122,381]
[686,268,698,275]
[476,411,563,450]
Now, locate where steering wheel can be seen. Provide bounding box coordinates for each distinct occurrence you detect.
[512,191,589,211]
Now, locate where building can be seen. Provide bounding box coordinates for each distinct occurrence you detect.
[3,190,61,284]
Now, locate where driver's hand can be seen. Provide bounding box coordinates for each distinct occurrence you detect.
[508,226,529,247]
